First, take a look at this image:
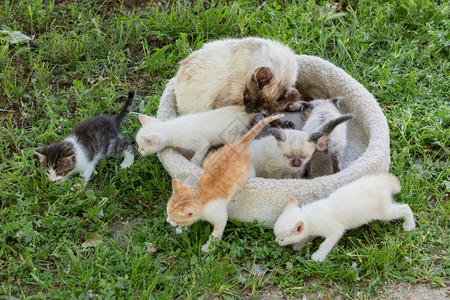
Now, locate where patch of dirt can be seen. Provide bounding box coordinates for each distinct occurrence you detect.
[385,282,449,300]
[254,281,450,299]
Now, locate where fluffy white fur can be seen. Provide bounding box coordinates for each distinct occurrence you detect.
[274,173,415,262]
[249,128,320,179]
[175,37,298,114]
[301,97,351,174]
[136,105,255,165]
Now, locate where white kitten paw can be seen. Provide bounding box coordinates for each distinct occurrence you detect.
[120,153,134,169]
[311,252,327,262]
[120,161,133,169]
[201,241,212,253]
[403,222,416,232]
[70,183,82,191]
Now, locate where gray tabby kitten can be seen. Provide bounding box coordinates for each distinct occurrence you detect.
[34,91,135,187]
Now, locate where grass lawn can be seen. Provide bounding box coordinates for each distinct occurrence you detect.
[0,0,448,298]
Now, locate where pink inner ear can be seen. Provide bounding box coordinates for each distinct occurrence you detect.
[294,220,304,234]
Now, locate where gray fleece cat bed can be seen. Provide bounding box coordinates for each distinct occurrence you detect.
[156,55,390,229]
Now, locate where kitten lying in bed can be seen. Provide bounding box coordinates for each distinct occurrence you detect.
[136,105,256,165]
[166,114,283,252]
[35,91,135,187]
[297,97,353,175]
[175,37,301,115]
[274,173,415,262]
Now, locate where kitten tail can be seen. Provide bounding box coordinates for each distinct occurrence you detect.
[239,114,284,146]
[116,90,135,124]
[320,114,354,136]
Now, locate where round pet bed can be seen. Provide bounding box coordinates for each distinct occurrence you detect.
[156,55,390,229]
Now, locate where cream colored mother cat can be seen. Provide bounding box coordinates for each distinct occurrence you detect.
[175,37,301,115]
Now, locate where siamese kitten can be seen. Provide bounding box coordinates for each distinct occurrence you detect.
[136,105,256,165]
[274,173,415,262]
[34,91,135,187]
[249,115,352,179]
[166,114,283,252]
[175,37,301,115]
[249,128,323,179]
[299,97,353,174]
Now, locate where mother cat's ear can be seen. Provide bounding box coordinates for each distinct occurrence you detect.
[253,67,273,89]
[138,114,159,126]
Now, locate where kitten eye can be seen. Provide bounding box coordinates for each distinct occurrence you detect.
[57,172,64,176]
[286,154,293,159]
[301,155,307,159]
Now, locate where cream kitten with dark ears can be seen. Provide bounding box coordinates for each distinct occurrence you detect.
[274,173,415,262]
[249,128,322,179]
[166,114,283,252]
[175,37,301,115]
[34,91,135,187]
[136,105,256,165]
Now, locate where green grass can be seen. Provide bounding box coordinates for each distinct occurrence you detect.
[1,0,448,298]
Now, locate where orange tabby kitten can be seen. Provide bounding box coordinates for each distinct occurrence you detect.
[166,114,283,252]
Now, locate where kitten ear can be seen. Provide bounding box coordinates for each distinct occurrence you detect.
[253,67,273,89]
[283,197,298,213]
[292,220,304,235]
[138,114,158,126]
[269,127,286,142]
[316,136,328,151]
[172,179,189,193]
[331,96,345,108]
[143,134,160,146]
[308,132,323,142]
[34,147,47,161]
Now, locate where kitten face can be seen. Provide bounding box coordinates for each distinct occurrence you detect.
[274,198,306,246]
[269,128,321,170]
[136,114,166,156]
[166,179,201,226]
[34,141,76,184]
[243,67,301,114]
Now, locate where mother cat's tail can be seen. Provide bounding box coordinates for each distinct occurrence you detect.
[239,114,284,146]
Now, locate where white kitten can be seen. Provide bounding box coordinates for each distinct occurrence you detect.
[249,128,322,179]
[300,97,353,174]
[175,37,301,115]
[136,105,255,164]
[274,173,415,262]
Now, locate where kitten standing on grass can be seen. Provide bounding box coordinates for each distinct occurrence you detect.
[166,114,283,252]
[34,91,135,187]
[175,37,301,115]
[136,105,257,165]
[274,173,415,262]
